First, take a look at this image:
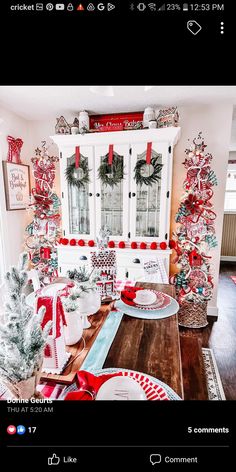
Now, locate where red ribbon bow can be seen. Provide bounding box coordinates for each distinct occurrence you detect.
[7,135,23,163]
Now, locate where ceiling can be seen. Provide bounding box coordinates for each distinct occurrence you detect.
[0,86,236,121]
[0,86,236,149]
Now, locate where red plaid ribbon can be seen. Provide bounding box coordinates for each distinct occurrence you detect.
[7,135,23,163]
[75,146,80,168]
[146,142,152,164]
[108,144,113,165]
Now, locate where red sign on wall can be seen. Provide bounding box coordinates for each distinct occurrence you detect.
[89,112,143,130]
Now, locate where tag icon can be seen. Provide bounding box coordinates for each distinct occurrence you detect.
[187,20,202,35]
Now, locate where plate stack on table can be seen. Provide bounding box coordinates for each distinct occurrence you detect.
[115,287,179,320]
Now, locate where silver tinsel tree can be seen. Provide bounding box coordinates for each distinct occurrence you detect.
[0,255,52,384]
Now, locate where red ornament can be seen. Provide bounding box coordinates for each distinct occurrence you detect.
[42,247,51,259]
[78,239,85,246]
[70,239,76,246]
[140,242,147,249]
[62,238,69,245]
[169,240,176,249]
[118,241,125,249]
[188,250,202,267]
[59,238,64,244]
[108,241,115,248]
[131,242,137,249]
[150,242,157,250]
[88,240,95,247]
[160,242,167,250]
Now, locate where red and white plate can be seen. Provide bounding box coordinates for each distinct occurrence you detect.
[121,290,172,311]
[97,370,169,401]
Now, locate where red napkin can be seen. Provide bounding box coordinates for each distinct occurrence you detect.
[64,370,122,400]
[121,286,142,306]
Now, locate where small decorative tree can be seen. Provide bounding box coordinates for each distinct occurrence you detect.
[171,133,217,328]
[25,141,61,285]
[0,261,51,399]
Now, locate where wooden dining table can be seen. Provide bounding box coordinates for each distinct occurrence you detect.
[40,281,184,399]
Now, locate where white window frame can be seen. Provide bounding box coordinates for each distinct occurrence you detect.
[224,163,236,214]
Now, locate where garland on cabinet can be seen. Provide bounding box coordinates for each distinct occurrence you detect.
[98,151,124,188]
[25,142,61,284]
[170,133,217,307]
[133,143,163,187]
[65,153,91,189]
[134,155,163,186]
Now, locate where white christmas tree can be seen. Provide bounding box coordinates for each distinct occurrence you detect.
[0,257,52,384]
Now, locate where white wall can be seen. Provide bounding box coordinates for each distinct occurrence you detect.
[170,105,233,316]
[0,107,31,271]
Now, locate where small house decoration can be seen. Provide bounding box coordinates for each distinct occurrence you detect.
[55,116,71,134]
[156,107,179,128]
[188,249,203,267]
[91,226,115,299]
[36,291,70,374]
[91,249,117,298]
[70,118,80,135]
[72,117,80,128]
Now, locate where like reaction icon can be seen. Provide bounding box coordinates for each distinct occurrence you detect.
[48,454,60,466]
[17,425,26,435]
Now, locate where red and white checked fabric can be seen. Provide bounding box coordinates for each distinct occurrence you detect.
[115,279,134,292]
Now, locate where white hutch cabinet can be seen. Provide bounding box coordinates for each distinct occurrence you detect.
[51,128,180,280]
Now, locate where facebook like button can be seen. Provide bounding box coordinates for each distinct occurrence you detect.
[17,425,26,435]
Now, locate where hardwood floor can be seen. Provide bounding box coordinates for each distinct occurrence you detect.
[179,262,236,400]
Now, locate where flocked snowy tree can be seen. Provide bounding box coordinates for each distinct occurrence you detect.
[0,254,52,389]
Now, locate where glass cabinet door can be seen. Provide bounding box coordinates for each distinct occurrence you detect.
[130,142,168,242]
[95,144,129,240]
[61,146,95,238]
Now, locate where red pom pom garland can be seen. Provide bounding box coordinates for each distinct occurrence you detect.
[160,242,167,250]
[150,242,157,250]
[140,242,147,249]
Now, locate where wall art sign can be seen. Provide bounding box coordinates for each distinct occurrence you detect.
[2,162,30,211]
[142,257,168,283]
[89,112,143,130]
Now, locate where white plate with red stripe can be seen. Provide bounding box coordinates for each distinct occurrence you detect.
[95,369,169,401]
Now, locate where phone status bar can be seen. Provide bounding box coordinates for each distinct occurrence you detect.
[8,3,225,13]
